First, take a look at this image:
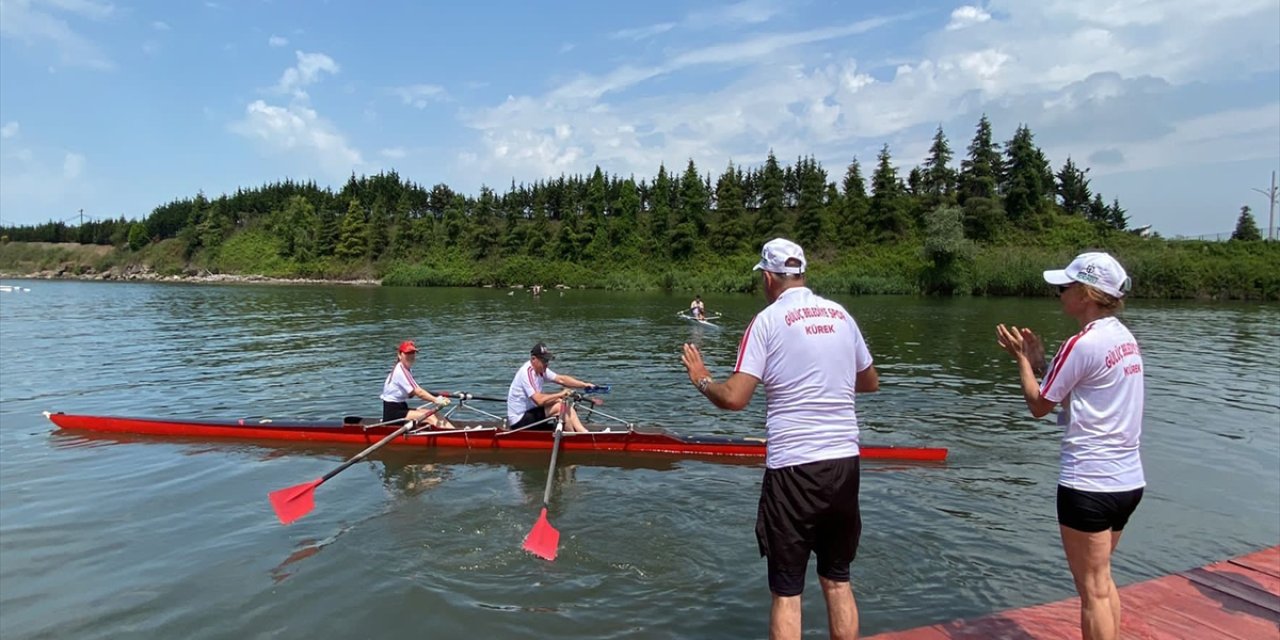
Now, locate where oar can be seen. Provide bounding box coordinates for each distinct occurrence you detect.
[268,408,438,525]
[438,391,506,402]
[522,417,565,561]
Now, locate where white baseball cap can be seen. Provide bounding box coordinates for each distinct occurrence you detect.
[1043,251,1131,298]
[753,238,807,274]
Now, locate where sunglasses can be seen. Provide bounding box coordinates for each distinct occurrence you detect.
[1056,283,1075,294]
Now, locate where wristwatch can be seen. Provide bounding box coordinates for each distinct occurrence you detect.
[696,376,712,393]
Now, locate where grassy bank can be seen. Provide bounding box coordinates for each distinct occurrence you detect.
[3,237,1278,300]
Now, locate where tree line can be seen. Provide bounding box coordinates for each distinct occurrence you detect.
[3,115,1263,270]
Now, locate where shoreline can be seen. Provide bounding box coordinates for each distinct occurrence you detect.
[0,266,381,287]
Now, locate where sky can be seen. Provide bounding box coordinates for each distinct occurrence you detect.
[0,0,1277,238]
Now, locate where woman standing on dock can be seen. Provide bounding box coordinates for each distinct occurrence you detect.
[996,251,1145,640]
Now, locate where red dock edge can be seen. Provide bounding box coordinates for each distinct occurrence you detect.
[869,545,1280,639]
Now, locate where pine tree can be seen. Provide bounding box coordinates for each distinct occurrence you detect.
[712,163,749,255]
[868,145,909,240]
[1106,198,1128,231]
[840,157,869,246]
[335,198,368,260]
[920,125,956,207]
[959,115,1002,204]
[794,156,829,250]
[756,150,788,240]
[613,178,642,252]
[1232,205,1262,241]
[1002,124,1053,227]
[1055,157,1092,216]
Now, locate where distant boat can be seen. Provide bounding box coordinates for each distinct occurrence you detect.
[677,310,722,330]
[0,285,30,293]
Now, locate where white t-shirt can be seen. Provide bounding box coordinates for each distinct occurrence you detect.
[507,360,559,424]
[380,362,419,403]
[1041,316,1145,492]
[734,287,873,469]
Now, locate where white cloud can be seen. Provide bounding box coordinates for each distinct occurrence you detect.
[275,50,338,99]
[151,20,169,31]
[0,0,115,69]
[946,6,991,30]
[455,1,1279,200]
[0,142,91,220]
[391,84,447,108]
[268,35,287,47]
[380,147,407,159]
[230,100,363,178]
[0,121,19,138]
[611,22,675,40]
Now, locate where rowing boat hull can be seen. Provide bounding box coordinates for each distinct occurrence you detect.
[45,413,947,461]
[677,313,721,329]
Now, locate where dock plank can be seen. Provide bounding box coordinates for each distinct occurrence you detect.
[868,545,1280,640]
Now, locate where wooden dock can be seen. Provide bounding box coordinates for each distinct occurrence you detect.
[868,545,1280,639]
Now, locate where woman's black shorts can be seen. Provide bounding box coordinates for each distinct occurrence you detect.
[382,400,410,423]
[1057,484,1144,533]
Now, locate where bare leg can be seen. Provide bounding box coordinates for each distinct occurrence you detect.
[819,576,859,640]
[1110,530,1124,638]
[563,403,588,433]
[1061,525,1120,640]
[770,593,802,640]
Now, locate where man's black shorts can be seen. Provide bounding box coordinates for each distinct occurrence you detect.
[755,455,861,597]
[510,405,551,430]
[1057,485,1144,533]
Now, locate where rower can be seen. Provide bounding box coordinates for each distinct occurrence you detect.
[690,295,706,320]
[381,340,454,429]
[506,342,596,433]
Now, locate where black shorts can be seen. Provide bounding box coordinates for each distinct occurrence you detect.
[756,455,861,597]
[510,406,551,430]
[1057,485,1144,533]
[382,401,410,423]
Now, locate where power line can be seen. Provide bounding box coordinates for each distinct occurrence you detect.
[1251,171,1278,242]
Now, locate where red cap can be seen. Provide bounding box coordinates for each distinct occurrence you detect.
[398,340,418,354]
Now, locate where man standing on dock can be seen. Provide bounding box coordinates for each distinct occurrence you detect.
[681,238,879,640]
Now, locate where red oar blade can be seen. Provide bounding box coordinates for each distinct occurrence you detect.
[268,478,322,525]
[522,507,560,561]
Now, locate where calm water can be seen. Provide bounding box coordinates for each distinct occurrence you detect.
[1,280,1277,639]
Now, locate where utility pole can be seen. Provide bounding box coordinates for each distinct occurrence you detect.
[1252,171,1277,241]
[79,208,84,227]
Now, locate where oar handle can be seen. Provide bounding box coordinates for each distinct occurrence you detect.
[439,391,505,403]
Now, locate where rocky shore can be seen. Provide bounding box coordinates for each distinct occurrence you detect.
[0,263,381,286]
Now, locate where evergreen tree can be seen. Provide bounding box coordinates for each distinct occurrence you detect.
[335,198,368,259]
[959,115,1002,204]
[1232,205,1262,241]
[366,194,389,260]
[840,157,869,246]
[1002,124,1053,227]
[1055,157,1092,216]
[1106,198,1128,231]
[920,125,956,207]
[794,156,829,249]
[1087,193,1109,226]
[671,159,708,259]
[756,150,788,240]
[867,145,910,240]
[711,163,750,255]
[612,178,642,252]
[650,165,673,254]
[470,186,500,259]
[279,195,319,261]
[527,190,551,257]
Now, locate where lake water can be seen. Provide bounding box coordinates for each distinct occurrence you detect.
[1,280,1277,638]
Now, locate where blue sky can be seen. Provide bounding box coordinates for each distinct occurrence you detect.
[1,0,1277,237]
